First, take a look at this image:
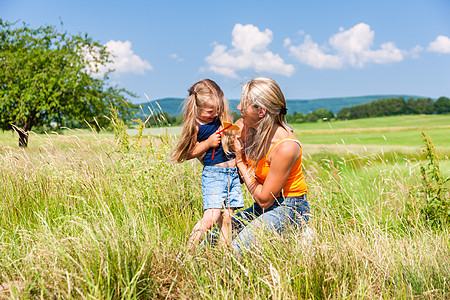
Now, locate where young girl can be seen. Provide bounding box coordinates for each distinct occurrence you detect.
[171,79,244,249]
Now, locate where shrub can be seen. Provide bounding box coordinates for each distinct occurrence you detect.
[419,130,449,226]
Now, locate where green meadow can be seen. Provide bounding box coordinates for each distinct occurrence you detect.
[295,115,450,148]
[0,115,449,299]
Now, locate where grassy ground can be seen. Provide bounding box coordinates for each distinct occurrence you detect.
[295,115,450,148]
[0,115,449,299]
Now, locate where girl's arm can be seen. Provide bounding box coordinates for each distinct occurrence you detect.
[187,131,222,160]
[234,129,300,209]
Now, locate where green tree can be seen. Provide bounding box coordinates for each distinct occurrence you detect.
[0,20,137,146]
[406,97,434,115]
[416,98,434,114]
[293,112,305,123]
[336,107,351,120]
[434,97,450,114]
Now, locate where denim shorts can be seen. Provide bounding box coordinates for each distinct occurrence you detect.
[201,165,245,211]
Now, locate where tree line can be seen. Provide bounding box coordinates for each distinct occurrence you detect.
[145,96,450,127]
[269,96,450,124]
[335,96,450,120]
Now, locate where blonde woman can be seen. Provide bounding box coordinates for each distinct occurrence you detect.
[206,77,310,255]
[171,79,244,250]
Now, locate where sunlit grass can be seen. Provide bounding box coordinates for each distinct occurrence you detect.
[298,127,450,148]
[0,118,449,298]
[293,115,450,149]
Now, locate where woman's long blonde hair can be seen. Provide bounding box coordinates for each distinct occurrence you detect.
[171,79,234,163]
[240,77,292,162]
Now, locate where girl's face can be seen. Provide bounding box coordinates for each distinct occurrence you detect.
[237,100,261,129]
[197,99,219,124]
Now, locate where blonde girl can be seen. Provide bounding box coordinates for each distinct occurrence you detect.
[171,79,244,249]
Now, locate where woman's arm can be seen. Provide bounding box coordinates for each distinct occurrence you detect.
[235,131,300,209]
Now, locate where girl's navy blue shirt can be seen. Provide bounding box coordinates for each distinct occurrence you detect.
[197,117,234,165]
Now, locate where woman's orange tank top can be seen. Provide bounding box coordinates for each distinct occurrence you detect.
[244,127,307,197]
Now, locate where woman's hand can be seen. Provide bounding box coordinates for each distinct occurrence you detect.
[233,118,245,164]
[234,135,244,163]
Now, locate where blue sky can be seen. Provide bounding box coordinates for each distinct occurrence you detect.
[2,0,450,104]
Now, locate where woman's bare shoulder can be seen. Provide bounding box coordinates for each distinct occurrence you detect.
[269,139,301,164]
[269,125,300,159]
[273,124,295,140]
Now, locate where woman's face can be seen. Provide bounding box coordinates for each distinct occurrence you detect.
[237,100,261,129]
[197,99,219,124]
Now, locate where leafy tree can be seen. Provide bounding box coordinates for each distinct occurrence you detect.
[0,20,137,146]
[415,98,434,114]
[304,111,318,123]
[434,97,450,114]
[370,97,406,116]
[336,107,351,120]
[406,97,434,115]
[304,108,334,123]
[293,112,305,123]
[387,97,407,115]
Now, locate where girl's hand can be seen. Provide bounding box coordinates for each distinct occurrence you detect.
[206,131,221,148]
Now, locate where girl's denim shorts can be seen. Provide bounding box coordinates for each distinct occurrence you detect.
[201,165,244,211]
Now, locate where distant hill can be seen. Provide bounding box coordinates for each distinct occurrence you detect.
[135,95,423,117]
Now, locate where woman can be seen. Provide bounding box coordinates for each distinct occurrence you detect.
[207,77,310,255]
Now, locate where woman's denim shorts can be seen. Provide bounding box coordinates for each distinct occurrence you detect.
[201,165,244,211]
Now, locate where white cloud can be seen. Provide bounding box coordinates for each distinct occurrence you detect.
[409,45,423,58]
[205,23,295,78]
[170,53,184,62]
[288,35,343,69]
[288,23,404,69]
[82,40,152,76]
[427,35,450,54]
[359,42,403,65]
[104,40,152,74]
[283,38,291,47]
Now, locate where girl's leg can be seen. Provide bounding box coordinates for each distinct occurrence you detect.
[219,208,234,247]
[187,208,222,251]
[203,202,264,246]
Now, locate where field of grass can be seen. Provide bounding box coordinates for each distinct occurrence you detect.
[0,115,449,298]
[294,115,450,148]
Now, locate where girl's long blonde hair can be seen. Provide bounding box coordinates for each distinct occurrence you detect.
[240,77,292,162]
[171,79,234,163]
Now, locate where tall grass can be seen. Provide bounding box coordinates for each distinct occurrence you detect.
[0,122,449,298]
